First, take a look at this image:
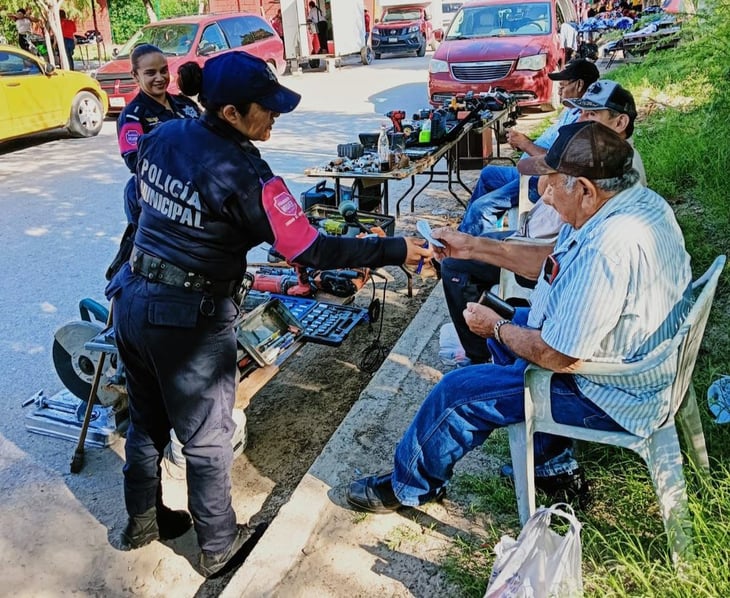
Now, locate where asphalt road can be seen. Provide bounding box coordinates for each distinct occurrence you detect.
[0,54,435,596]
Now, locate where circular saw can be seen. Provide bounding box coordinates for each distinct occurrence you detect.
[53,320,124,407]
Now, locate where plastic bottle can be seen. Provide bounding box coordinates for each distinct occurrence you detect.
[377,124,390,166]
[419,118,432,143]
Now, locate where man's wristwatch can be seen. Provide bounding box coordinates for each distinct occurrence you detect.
[493,319,511,344]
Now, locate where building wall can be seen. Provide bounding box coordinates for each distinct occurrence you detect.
[210,0,273,18]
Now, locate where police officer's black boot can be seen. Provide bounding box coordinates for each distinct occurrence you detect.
[121,504,192,550]
[199,524,254,578]
[157,504,193,540]
[121,506,159,550]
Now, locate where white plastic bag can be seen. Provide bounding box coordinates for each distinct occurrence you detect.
[438,322,471,367]
[484,503,583,598]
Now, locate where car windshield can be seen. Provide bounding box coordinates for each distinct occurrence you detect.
[382,9,422,22]
[446,2,552,39]
[115,24,200,58]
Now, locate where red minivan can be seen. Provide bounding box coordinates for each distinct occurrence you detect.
[428,0,575,110]
[94,13,285,114]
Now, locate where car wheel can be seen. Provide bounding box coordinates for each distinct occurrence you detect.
[67,91,104,138]
[361,46,374,65]
[416,37,426,57]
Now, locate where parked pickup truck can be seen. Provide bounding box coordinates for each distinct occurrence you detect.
[371,0,443,59]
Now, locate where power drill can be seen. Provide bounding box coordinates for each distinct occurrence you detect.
[252,266,314,297]
[386,110,406,133]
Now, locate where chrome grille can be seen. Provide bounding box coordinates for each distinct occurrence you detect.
[377,27,406,36]
[451,60,513,82]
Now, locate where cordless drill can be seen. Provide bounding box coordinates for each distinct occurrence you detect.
[386,110,406,133]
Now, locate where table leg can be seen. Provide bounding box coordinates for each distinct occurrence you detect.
[394,176,416,218]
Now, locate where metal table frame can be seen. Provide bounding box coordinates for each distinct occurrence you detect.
[304,110,510,217]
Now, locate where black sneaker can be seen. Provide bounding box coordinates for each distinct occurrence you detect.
[199,525,255,579]
[500,464,591,509]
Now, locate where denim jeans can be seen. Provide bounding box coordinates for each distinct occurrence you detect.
[459,166,540,236]
[470,164,520,201]
[441,231,510,363]
[391,347,625,506]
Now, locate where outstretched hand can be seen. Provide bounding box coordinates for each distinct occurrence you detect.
[403,236,436,277]
[430,227,474,261]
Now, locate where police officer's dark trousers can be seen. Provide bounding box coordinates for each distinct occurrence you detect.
[111,264,240,554]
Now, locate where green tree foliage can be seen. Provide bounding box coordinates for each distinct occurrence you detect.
[108,0,199,44]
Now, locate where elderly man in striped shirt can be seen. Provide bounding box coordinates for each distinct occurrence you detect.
[347,121,693,513]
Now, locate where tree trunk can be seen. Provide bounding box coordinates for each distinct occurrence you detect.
[142,0,158,22]
[38,0,70,70]
[198,0,209,14]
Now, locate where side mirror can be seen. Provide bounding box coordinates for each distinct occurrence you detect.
[44,62,55,75]
[434,29,444,41]
[197,42,217,56]
[112,48,119,58]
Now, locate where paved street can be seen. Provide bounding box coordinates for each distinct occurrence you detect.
[0,55,436,596]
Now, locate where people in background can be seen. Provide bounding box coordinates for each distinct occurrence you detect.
[271,8,284,41]
[116,44,201,224]
[458,59,600,238]
[8,8,39,53]
[307,0,328,54]
[59,10,76,70]
[364,8,371,44]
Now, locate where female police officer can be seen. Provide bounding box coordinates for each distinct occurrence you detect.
[106,50,431,578]
[117,44,200,224]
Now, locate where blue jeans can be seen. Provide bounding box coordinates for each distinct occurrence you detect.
[459,166,539,236]
[63,37,75,70]
[391,340,625,506]
[470,164,520,201]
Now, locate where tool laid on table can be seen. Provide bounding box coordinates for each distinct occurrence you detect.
[251,265,315,297]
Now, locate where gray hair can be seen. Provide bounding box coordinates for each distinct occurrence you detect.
[563,169,640,193]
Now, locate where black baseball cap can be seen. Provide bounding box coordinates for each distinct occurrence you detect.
[517,121,634,179]
[201,51,301,113]
[548,59,600,85]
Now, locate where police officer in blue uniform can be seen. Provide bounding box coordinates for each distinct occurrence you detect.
[106,50,432,578]
[117,44,200,224]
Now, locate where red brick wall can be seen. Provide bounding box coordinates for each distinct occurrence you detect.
[210,0,281,20]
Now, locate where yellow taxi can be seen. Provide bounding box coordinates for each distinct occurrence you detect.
[0,44,108,142]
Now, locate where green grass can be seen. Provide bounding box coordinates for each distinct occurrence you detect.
[444,2,730,594]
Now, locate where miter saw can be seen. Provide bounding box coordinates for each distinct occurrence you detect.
[51,298,127,415]
[23,298,131,473]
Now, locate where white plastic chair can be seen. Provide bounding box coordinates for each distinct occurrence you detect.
[507,254,726,566]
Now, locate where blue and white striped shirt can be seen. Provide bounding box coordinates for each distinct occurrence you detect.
[527,184,692,437]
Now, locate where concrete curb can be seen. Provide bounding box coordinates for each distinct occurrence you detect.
[222,282,448,597]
